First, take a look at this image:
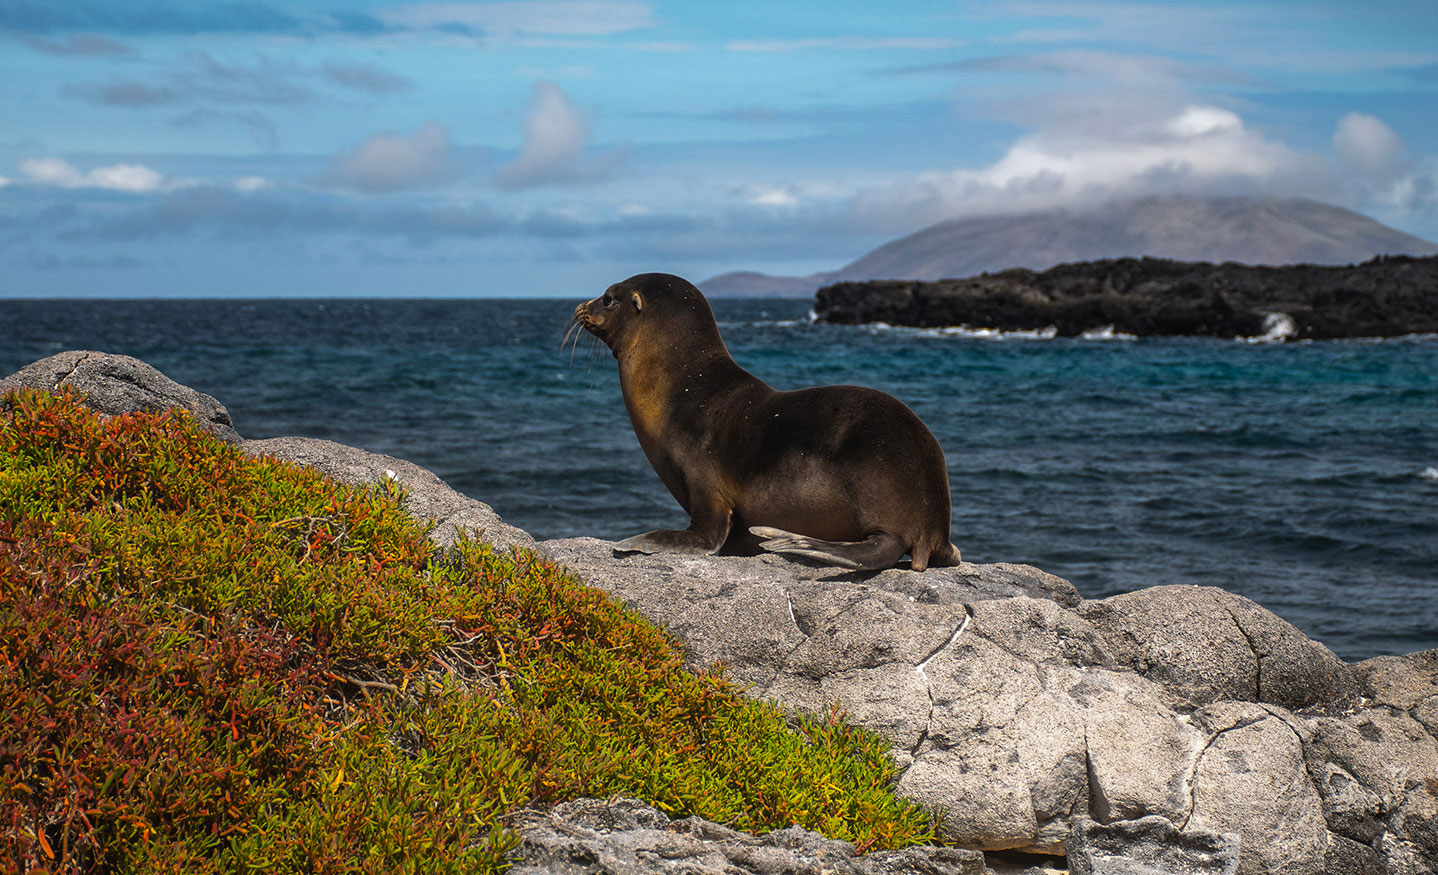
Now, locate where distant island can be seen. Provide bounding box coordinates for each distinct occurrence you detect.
[701,195,1438,299]
[812,254,1438,340]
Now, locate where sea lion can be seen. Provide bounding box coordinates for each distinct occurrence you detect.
[571,273,961,571]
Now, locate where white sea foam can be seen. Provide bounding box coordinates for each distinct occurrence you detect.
[867,322,1060,340]
[1080,324,1138,341]
[1420,467,1438,481]
[1239,312,1297,344]
[717,319,806,329]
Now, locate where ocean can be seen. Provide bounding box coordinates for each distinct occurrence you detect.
[3,297,1435,662]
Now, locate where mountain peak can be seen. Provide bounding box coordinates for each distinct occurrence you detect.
[835,195,1438,283]
[700,196,1437,297]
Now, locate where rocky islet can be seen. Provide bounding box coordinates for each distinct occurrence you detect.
[813,254,1438,340]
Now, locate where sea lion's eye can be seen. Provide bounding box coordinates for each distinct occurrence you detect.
[603,294,617,307]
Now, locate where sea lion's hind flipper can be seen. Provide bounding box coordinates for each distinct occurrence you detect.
[749,526,906,571]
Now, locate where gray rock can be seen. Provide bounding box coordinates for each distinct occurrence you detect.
[1377,830,1435,875]
[1067,815,1238,875]
[1392,781,1438,869]
[535,537,1398,870]
[1305,709,1438,815]
[1068,669,1199,826]
[0,350,240,443]
[1324,833,1386,875]
[1316,763,1386,844]
[1184,703,1328,875]
[508,797,987,875]
[1354,650,1438,713]
[1079,586,1354,709]
[537,537,1075,694]
[243,436,534,552]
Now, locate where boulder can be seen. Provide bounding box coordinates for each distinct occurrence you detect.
[1354,650,1438,714]
[1066,815,1238,875]
[509,797,987,875]
[538,537,1076,695]
[0,350,240,443]
[1078,585,1354,709]
[244,436,535,552]
[1183,703,1328,875]
[539,538,1434,872]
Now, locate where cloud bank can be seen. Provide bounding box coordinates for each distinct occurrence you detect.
[851,103,1321,231]
[378,1,656,36]
[15,157,177,193]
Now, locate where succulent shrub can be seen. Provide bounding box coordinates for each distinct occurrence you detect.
[1,388,936,873]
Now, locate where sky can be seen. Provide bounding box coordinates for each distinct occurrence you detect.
[1,0,1435,297]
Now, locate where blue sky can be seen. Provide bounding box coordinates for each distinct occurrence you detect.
[1,0,1435,297]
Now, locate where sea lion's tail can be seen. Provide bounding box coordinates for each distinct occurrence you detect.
[750,526,907,571]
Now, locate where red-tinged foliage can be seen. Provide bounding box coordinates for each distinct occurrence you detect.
[0,520,330,873]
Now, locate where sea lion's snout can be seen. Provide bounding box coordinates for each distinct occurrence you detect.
[573,298,600,329]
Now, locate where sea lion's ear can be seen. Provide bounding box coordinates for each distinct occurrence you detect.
[631,292,644,313]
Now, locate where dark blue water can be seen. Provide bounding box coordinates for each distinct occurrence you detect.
[3,298,1435,661]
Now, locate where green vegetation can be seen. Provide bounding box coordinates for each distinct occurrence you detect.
[0,388,936,873]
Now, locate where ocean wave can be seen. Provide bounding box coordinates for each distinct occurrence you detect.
[1420,467,1438,481]
[1333,333,1438,344]
[1237,312,1297,344]
[715,319,807,329]
[1080,325,1138,341]
[865,322,1060,340]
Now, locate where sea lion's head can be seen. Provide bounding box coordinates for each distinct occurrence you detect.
[572,273,717,358]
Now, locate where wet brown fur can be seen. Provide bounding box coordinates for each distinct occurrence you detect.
[573,273,961,571]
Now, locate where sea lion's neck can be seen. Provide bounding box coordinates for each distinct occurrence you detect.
[617,327,765,443]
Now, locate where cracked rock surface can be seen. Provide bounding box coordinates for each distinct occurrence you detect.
[1066,815,1238,875]
[510,797,987,875]
[8,350,1438,875]
[538,540,1436,875]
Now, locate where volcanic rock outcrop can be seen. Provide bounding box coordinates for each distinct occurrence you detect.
[813,255,1438,340]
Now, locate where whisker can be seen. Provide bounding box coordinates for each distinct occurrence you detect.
[560,318,583,365]
[587,334,604,387]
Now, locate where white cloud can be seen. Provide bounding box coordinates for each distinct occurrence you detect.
[380,1,655,36]
[493,80,626,190]
[1333,112,1404,178]
[1165,105,1241,138]
[234,176,269,193]
[748,186,799,208]
[1329,112,1436,219]
[852,104,1311,231]
[17,157,174,193]
[330,121,457,192]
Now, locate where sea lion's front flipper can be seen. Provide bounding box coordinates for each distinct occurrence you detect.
[750,526,907,571]
[615,508,732,556]
[614,529,717,555]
